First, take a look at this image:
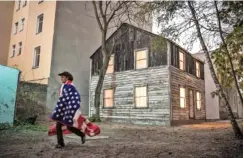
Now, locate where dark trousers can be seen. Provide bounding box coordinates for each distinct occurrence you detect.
[56,122,85,145]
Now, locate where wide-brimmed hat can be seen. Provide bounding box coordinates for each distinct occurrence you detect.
[58,71,73,81]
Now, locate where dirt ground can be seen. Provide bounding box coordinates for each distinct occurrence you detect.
[0,120,243,158]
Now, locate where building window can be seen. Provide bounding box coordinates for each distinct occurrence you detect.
[106,55,114,74]
[103,89,113,108]
[16,0,21,11]
[11,45,16,58]
[33,46,41,68]
[36,14,44,34]
[179,51,185,70]
[22,0,27,7]
[196,61,200,78]
[38,0,44,4]
[20,18,25,31]
[135,86,148,108]
[196,92,201,110]
[18,42,22,55]
[180,87,186,108]
[14,22,18,34]
[135,49,148,69]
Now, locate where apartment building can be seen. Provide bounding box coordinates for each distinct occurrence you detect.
[0,1,14,65]
[7,1,152,115]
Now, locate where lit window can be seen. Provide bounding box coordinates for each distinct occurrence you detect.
[22,0,27,7]
[180,87,186,108]
[33,46,41,68]
[11,45,16,58]
[36,14,44,34]
[106,55,114,74]
[16,0,21,11]
[196,61,200,77]
[218,73,222,84]
[14,22,18,34]
[20,18,25,31]
[103,89,114,108]
[179,51,185,70]
[18,42,22,55]
[196,92,201,110]
[135,86,148,108]
[135,49,148,69]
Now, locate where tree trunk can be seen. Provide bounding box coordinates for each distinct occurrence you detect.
[93,30,111,121]
[188,1,242,139]
[214,1,243,105]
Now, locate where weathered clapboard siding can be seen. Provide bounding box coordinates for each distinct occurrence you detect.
[90,66,171,125]
[170,66,206,120]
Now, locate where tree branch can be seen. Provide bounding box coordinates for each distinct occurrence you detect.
[92,1,104,31]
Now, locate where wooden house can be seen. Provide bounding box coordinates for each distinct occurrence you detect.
[89,23,205,126]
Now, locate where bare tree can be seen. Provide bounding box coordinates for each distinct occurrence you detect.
[137,1,242,138]
[187,1,242,139]
[213,1,243,105]
[91,1,137,121]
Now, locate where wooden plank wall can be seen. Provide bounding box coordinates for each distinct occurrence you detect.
[90,66,171,126]
[170,66,206,120]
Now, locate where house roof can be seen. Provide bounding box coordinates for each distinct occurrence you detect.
[90,23,204,64]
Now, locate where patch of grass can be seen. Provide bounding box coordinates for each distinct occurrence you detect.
[0,123,48,137]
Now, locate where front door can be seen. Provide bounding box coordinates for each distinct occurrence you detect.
[189,89,195,119]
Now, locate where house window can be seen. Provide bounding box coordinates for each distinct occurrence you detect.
[135,86,148,108]
[16,0,21,11]
[196,92,201,110]
[20,18,25,31]
[11,45,16,58]
[22,0,27,7]
[33,46,41,68]
[135,49,148,69]
[179,51,185,70]
[180,87,186,108]
[103,89,113,108]
[106,55,114,74]
[36,14,44,34]
[218,73,222,84]
[196,61,200,78]
[18,42,22,55]
[14,22,18,34]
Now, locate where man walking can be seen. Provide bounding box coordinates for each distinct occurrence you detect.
[51,71,86,148]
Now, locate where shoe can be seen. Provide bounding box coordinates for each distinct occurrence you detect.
[81,135,86,144]
[55,144,65,148]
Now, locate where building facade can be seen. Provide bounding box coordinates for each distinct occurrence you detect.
[89,24,206,125]
[5,1,152,116]
[0,1,14,65]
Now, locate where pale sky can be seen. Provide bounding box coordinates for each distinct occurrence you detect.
[152,19,202,54]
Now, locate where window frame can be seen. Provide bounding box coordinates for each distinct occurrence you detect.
[196,91,201,110]
[180,87,186,108]
[14,22,18,35]
[20,18,25,32]
[134,48,149,70]
[106,54,114,74]
[33,46,41,68]
[103,88,114,108]
[36,13,44,34]
[134,85,148,109]
[18,42,22,55]
[11,45,16,58]
[22,0,27,7]
[179,51,185,70]
[38,0,44,4]
[196,61,201,78]
[16,0,21,11]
